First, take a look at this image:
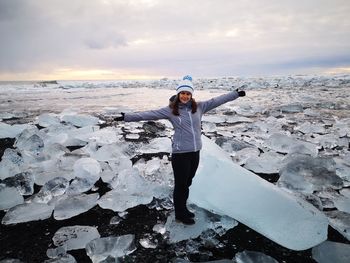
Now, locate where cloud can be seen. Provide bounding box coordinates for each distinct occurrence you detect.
[0,0,349,79]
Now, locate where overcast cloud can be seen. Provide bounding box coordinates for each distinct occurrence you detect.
[0,0,349,80]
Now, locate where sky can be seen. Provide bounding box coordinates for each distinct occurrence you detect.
[0,0,350,81]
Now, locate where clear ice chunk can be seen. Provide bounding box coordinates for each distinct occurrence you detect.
[138,137,172,153]
[0,185,24,210]
[2,202,54,224]
[73,157,101,181]
[312,241,350,263]
[52,225,100,250]
[244,151,285,174]
[2,171,35,195]
[37,113,61,128]
[325,211,350,241]
[0,122,32,139]
[0,148,24,180]
[277,154,343,194]
[33,177,70,203]
[43,254,77,263]
[265,133,318,156]
[85,234,136,263]
[46,245,67,259]
[53,193,99,220]
[61,114,100,127]
[235,250,278,263]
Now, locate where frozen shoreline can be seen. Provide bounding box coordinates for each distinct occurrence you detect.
[1,75,350,262]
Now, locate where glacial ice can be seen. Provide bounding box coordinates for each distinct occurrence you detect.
[277,154,343,194]
[189,135,328,251]
[1,78,349,261]
[73,157,101,180]
[2,203,54,225]
[85,234,136,263]
[15,132,44,156]
[138,137,172,153]
[244,151,285,174]
[97,168,154,212]
[126,133,140,140]
[165,205,238,243]
[335,157,350,186]
[325,211,350,241]
[235,250,278,263]
[36,113,61,128]
[275,103,303,113]
[53,193,99,220]
[52,225,100,250]
[74,127,121,145]
[294,121,326,134]
[60,114,100,127]
[134,157,173,199]
[231,147,260,166]
[0,185,24,210]
[64,158,101,195]
[33,177,69,203]
[46,245,67,259]
[139,233,158,248]
[265,133,318,156]
[0,122,32,139]
[43,254,77,263]
[202,115,227,123]
[92,144,131,163]
[312,241,350,263]
[2,171,35,195]
[0,148,24,180]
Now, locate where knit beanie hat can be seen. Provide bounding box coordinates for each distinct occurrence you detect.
[176,75,194,95]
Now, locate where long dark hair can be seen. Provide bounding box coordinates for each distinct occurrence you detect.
[170,95,197,116]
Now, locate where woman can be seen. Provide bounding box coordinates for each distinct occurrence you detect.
[115,75,246,225]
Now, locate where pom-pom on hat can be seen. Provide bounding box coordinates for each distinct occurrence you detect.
[176,75,194,95]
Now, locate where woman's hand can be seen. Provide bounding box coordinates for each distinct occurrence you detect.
[236,89,246,97]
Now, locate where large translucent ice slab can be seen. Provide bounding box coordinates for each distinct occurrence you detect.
[189,135,328,251]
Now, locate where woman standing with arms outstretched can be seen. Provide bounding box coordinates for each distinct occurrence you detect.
[115,75,246,225]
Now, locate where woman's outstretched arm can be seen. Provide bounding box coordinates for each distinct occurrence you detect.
[123,106,171,122]
[200,90,245,113]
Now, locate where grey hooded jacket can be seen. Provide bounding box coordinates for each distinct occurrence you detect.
[124,91,239,153]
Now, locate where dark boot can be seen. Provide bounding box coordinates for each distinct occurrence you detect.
[175,216,195,225]
[185,208,195,218]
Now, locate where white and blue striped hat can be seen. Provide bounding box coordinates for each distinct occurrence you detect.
[176,75,194,95]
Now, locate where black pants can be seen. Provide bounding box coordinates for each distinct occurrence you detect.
[171,151,200,218]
